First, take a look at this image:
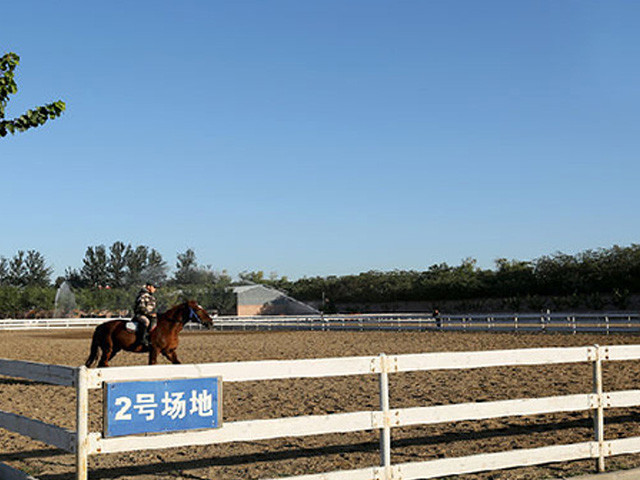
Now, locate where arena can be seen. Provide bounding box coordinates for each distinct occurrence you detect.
[3,328,640,480]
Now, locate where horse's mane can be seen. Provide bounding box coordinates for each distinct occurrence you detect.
[159,301,189,323]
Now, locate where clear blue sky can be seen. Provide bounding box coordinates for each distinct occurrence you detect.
[2,1,639,280]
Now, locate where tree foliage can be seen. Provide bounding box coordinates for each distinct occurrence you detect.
[80,245,109,287]
[124,245,149,286]
[212,245,640,311]
[23,250,53,286]
[0,52,66,137]
[107,241,127,288]
[174,249,199,284]
[71,242,169,289]
[1,250,52,287]
[143,248,169,286]
[0,257,8,285]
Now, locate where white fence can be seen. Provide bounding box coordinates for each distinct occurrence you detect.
[0,318,109,330]
[212,312,640,334]
[2,312,640,334]
[0,317,213,331]
[3,345,640,479]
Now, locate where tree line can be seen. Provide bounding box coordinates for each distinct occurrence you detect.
[240,245,640,312]
[1,243,640,317]
[0,244,234,317]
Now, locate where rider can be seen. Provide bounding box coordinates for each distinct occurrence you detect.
[133,281,158,348]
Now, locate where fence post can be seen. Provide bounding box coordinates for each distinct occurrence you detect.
[76,366,89,480]
[379,353,392,479]
[592,345,605,473]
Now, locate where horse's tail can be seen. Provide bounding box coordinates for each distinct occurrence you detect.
[85,326,102,368]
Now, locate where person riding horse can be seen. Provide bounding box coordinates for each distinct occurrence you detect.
[133,282,158,348]
[86,300,214,367]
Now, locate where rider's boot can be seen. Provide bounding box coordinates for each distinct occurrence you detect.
[143,328,151,348]
[136,323,150,348]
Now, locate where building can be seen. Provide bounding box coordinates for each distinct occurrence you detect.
[232,285,320,316]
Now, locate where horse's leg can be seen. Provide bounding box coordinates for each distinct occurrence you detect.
[95,332,119,368]
[98,343,113,368]
[149,347,159,365]
[162,349,181,364]
[85,330,101,367]
[109,347,121,363]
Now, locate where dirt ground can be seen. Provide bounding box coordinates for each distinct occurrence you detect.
[3,329,640,480]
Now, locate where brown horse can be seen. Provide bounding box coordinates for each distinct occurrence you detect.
[85,300,213,367]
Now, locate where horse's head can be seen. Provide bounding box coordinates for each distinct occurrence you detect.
[182,300,214,328]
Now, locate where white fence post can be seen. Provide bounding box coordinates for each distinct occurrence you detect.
[76,366,89,480]
[379,353,391,479]
[592,345,605,473]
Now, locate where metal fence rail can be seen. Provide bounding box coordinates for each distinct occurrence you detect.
[1,312,640,334]
[212,312,640,334]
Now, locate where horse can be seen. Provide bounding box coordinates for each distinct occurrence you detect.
[85,300,214,367]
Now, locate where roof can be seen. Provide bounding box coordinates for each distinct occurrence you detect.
[231,284,320,314]
[231,285,262,294]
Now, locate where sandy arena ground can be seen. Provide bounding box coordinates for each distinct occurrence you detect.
[3,328,640,480]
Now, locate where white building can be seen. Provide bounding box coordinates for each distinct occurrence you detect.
[232,285,320,316]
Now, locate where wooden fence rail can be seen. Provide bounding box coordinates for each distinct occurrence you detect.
[3,345,640,479]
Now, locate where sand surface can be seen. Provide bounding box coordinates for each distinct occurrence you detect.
[2,329,640,480]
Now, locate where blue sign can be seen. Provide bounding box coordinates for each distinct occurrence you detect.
[104,377,222,437]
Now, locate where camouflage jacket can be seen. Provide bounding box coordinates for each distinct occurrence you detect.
[134,287,157,317]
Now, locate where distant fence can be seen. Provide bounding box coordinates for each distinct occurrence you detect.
[1,312,640,334]
[3,345,640,479]
[0,318,109,330]
[212,312,640,334]
[0,317,210,331]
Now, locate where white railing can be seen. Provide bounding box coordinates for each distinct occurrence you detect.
[2,312,640,334]
[3,345,640,479]
[434,312,640,334]
[0,318,111,330]
[212,312,640,334]
[0,317,213,331]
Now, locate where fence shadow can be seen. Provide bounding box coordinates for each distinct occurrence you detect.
[0,448,66,462]
[30,412,639,480]
[0,377,42,386]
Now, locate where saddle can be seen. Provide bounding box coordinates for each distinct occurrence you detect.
[125,319,157,333]
[125,321,140,332]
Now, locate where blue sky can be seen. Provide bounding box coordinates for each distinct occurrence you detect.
[1,1,639,280]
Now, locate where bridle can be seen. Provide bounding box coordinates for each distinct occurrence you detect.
[185,304,204,324]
